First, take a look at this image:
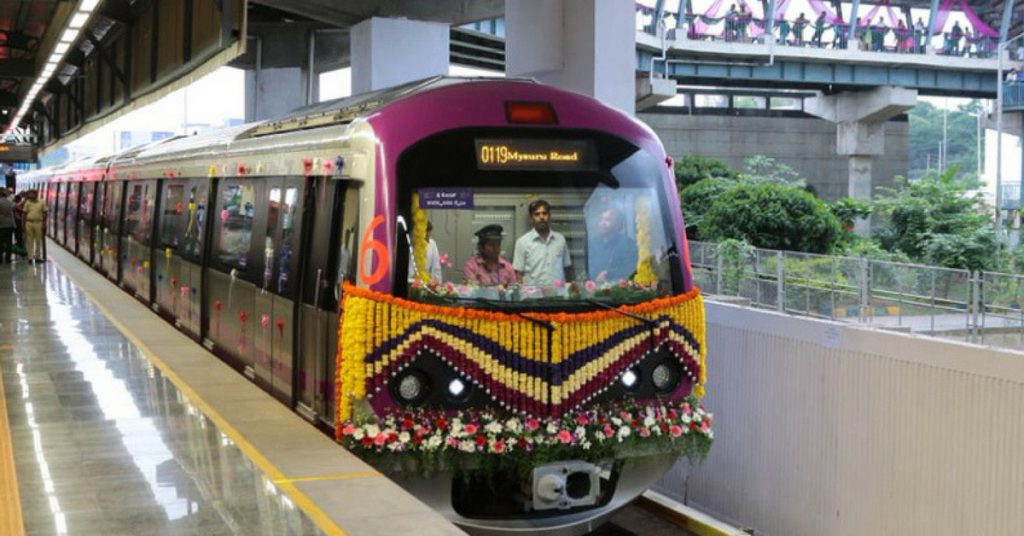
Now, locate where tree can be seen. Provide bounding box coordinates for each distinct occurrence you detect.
[699,182,841,253]
[908,100,983,183]
[873,165,997,271]
[673,155,737,191]
[738,155,806,188]
[680,177,735,241]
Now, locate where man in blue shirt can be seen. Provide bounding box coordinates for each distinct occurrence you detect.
[588,207,638,282]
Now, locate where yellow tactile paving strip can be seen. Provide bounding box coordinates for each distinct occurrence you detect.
[0,343,26,536]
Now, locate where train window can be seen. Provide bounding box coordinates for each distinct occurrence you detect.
[399,132,681,307]
[124,181,156,245]
[159,183,186,249]
[103,181,124,234]
[214,181,255,271]
[181,182,207,258]
[79,184,93,219]
[277,186,300,294]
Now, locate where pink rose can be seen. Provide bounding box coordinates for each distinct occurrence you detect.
[444,281,457,293]
[670,425,683,437]
[603,424,615,438]
[557,430,572,444]
[411,279,423,289]
[464,423,478,435]
[576,415,590,426]
[341,423,356,436]
[373,434,387,446]
[552,279,564,289]
[701,421,711,434]
[585,280,596,292]
[639,427,651,437]
[439,253,450,266]
[526,418,540,432]
[681,403,691,415]
[492,440,506,453]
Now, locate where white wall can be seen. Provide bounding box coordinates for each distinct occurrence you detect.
[657,301,1024,535]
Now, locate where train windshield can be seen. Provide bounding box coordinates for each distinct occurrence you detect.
[398,130,684,308]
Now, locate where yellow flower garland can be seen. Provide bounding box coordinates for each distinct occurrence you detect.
[633,198,657,286]
[334,284,707,425]
[411,193,430,283]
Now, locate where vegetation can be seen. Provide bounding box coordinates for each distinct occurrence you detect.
[908,100,983,182]
[673,155,737,191]
[873,165,998,272]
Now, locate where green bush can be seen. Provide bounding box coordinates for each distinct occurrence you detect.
[699,182,841,254]
[674,155,737,191]
[680,177,737,241]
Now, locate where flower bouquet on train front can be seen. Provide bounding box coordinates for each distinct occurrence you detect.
[338,397,713,478]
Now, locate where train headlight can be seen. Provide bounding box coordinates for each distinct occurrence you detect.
[651,362,679,393]
[620,368,640,390]
[392,369,430,406]
[448,378,465,397]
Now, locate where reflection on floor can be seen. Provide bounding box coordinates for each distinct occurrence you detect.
[0,259,321,535]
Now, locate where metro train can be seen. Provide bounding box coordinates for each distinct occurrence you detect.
[18,76,712,536]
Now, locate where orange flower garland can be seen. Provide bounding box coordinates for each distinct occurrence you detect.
[334,283,707,425]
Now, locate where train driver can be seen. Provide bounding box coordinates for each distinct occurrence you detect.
[513,199,573,286]
[463,224,516,287]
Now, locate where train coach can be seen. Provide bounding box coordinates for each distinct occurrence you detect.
[24,76,713,535]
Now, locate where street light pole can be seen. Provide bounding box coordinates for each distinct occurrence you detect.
[996,32,1024,247]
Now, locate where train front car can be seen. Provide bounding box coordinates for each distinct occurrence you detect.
[335,79,712,535]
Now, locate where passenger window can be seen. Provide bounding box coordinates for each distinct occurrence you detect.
[277,187,300,294]
[104,182,123,233]
[182,183,207,258]
[159,183,186,248]
[215,182,255,271]
[263,187,282,289]
[126,181,156,245]
[124,184,144,238]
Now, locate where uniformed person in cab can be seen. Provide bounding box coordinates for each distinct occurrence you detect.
[463,224,516,287]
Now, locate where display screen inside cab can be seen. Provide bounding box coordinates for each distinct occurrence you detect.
[474,139,597,171]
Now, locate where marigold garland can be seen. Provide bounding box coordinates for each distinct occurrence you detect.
[633,198,657,286]
[334,283,707,427]
[411,193,430,283]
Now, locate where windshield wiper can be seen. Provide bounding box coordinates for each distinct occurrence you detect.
[583,298,657,329]
[468,297,554,331]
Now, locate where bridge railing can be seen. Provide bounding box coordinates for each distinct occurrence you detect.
[690,241,1024,349]
[636,5,1000,59]
[1005,82,1024,110]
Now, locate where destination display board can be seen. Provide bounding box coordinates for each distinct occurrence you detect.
[474,139,596,171]
[0,143,37,163]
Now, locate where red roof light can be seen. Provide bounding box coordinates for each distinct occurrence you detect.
[505,101,558,125]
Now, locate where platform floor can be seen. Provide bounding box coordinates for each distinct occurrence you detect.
[0,245,463,536]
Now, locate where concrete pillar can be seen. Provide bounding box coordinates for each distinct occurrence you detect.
[242,24,319,122]
[505,0,636,114]
[805,86,917,233]
[350,17,449,94]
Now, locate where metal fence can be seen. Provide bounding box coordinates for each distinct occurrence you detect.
[690,241,1024,350]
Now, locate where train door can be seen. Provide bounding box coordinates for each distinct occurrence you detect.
[205,178,259,375]
[121,180,156,300]
[101,181,124,281]
[296,179,359,425]
[154,178,207,338]
[64,182,78,252]
[253,178,304,403]
[77,182,95,264]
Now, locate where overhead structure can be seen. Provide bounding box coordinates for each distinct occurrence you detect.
[2,0,246,149]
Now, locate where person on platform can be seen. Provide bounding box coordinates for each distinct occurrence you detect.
[514,199,573,286]
[463,224,516,287]
[811,11,827,47]
[792,13,808,46]
[0,189,15,264]
[18,189,46,263]
[588,207,638,282]
[913,18,926,53]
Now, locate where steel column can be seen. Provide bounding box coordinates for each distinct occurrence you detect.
[847,0,860,47]
[926,0,940,54]
[1000,0,1016,42]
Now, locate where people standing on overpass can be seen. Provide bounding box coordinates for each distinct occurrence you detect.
[725,5,738,42]
[811,11,826,47]
[946,21,963,55]
[871,17,886,51]
[0,189,15,264]
[833,17,849,49]
[737,3,752,43]
[777,16,791,45]
[913,18,925,53]
[792,13,808,46]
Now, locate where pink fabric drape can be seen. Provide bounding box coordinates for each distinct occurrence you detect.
[806,0,842,24]
[694,0,725,36]
[959,1,998,37]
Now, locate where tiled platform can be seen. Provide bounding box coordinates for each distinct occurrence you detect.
[0,244,464,535]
